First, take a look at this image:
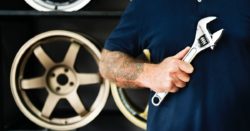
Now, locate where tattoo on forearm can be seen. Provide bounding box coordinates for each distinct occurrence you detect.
[99,49,144,88]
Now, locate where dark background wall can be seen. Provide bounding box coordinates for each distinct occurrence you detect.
[0,0,145,130]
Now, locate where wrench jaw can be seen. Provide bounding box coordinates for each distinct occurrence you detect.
[198,16,217,29]
[182,16,224,62]
[192,17,217,53]
[196,16,224,52]
[210,29,224,50]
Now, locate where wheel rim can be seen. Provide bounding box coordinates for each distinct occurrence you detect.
[111,84,148,130]
[111,50,152,130]
[10,30,109,130]
[24,0,91,11]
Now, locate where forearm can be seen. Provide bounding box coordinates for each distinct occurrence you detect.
[99,49,150,88]
[99,47,193,93]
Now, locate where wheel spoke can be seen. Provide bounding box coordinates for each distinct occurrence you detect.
[41,93,60,118]
[21,76,46,90]
[139,104,148,120]
[63,43,80,67]
[67,92,87,115]
[34,46,55,70]
[77,73,101,86]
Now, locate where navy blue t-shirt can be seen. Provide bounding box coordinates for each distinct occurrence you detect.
[104,0,250,131]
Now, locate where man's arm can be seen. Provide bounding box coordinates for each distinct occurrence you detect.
[99,49,145,88]
[99,48,194,93]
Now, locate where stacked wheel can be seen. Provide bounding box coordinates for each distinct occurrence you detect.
[25,0,91,11]
[111,85,148,130]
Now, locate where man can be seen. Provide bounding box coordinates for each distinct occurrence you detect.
[99,0,250,131]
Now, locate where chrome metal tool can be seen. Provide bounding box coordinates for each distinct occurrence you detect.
[152,16,224,106]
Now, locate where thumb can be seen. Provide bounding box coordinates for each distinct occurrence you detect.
[173,46,190,59]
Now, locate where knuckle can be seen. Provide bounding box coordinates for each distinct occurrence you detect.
[174,60,180,66]
[163,57,171,63]
[169,58,177,64]
[169,66,178,74]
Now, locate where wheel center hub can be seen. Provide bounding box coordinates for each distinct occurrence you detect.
[57,74,68,85]
[47,66,77,95]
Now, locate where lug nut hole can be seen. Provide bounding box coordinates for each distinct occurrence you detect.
[56,87,61,92]
[51,73,56,77]
[70,82,74,86]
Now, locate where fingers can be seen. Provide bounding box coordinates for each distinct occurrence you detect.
[171,47,194,74]
[175,71,190,82]
[173,46,190,59]
[168,72,189,93]
[177,60,194,74]
[173,77,186,88]
[164,59,192,93]
[152,72,190,93]
[151,47,194,93]
[169,87,179,93]
[165,81,179,93]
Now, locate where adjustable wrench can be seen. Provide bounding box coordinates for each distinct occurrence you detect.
[152,16,224,106]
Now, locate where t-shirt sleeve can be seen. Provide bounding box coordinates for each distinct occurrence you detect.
[104,0,142,57]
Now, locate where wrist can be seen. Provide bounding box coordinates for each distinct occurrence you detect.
[136,63,157,88]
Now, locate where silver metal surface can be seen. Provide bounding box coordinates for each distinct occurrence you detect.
[152,16,224,106]
[25,0,91,11]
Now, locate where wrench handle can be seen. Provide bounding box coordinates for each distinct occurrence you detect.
[151,47,198,106]
[182,47,198,63]
[152,92,168,106]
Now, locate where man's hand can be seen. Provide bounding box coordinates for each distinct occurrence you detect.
[138,47,194,93]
